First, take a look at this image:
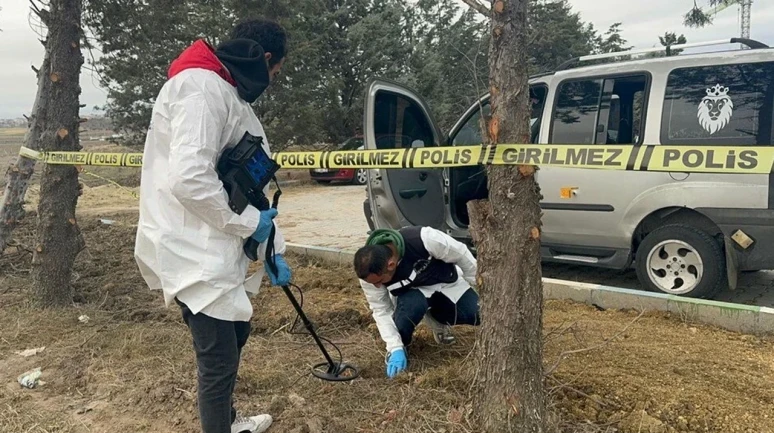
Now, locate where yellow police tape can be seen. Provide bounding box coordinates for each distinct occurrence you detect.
[20,146,143,167]
[79,169,140,200]
[19,144,774,174]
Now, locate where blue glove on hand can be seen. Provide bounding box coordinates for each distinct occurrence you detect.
[265,254,292,286]
[386,348,408,378]
[252,208,278,243]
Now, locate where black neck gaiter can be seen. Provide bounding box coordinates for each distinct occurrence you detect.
[215,39,271,104]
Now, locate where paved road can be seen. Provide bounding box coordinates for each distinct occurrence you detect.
[280,183,774,307]
[279,184,370,250]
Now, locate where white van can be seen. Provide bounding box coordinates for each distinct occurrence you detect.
[362,38,774,299]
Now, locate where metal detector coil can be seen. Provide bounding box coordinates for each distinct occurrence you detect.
[217,132,360,382]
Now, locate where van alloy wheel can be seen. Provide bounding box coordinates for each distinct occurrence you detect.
[646,240,703,295]
[635,224,726,299]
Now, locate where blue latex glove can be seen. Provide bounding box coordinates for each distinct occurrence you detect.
[386,348,408,378]
[265,254,292,286]
[251,208,278,243]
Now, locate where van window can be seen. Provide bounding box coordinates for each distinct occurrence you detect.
[373,91,435,149]
[661,61,774,145]
[606,76,648,144]
[551,79,603,144]
[451,85,548,146]
[550,74,648,145]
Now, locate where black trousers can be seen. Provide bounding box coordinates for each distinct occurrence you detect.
[392,288,481,347]
[177,299,250,433]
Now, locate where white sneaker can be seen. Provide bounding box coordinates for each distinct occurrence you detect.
[231,414,272,433]
[423,313,456,345]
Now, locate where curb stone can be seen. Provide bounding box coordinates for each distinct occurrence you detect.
[286,243,774,335]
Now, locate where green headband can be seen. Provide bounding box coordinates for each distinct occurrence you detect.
[365,228,405,258]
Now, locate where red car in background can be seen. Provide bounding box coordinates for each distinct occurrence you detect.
[309,136,368,185]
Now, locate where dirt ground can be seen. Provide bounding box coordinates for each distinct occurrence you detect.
[2,212,774,433]
[3,133,774,432]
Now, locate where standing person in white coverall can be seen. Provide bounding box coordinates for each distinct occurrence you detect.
[353,227,481,378]
[134,18,291,433]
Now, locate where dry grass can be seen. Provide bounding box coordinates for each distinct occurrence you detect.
[2,216,774,433]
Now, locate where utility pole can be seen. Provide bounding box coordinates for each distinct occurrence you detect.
[740,0,752,39]
[703,0,753,48]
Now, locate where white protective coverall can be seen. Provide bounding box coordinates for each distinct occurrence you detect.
[134,46,284,323]
[358,227,477,354]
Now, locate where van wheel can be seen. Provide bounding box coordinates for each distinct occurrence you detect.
[635,224,726,299]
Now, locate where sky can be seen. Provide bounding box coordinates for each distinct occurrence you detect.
[0,0,773,119]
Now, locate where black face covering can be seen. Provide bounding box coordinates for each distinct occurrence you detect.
[215,38,271,104]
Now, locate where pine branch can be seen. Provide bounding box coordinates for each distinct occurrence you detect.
[460,0,490,16]
[683,0,715,28]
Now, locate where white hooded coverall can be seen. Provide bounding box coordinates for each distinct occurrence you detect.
[134,66,285,323]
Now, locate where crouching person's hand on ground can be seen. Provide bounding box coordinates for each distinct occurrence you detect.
[265,254,292,286]
[386,348,407,378]
[252,208,279,243]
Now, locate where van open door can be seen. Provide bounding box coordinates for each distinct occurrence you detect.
[363,79,448,231]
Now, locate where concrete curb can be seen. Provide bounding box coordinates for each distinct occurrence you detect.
[286,243,774,335]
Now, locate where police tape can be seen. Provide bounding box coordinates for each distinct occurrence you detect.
[19,144,774,174]
[20,146,144,167]
[79,169,140,200]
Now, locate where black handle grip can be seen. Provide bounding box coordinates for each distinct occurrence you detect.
[243,237,260,261]
[243,185,282,265]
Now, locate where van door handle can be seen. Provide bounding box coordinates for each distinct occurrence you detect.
[399,188,427,199]
[419,172,428,181]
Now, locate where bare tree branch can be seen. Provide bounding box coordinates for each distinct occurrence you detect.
[29,0,43,17]
[544,309,646,377]
[29,0,49,24]
[547,375,622,410]
[460,0,490,16]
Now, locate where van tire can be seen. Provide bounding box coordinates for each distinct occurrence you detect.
[635,224,726,299]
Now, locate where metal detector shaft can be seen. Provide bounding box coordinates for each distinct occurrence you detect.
[257,186,359,381]
[263,214,337,372]
[278,284,338,369]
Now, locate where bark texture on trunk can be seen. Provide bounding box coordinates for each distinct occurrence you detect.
[30,0,86,307]
[468,0,549,431]
[0,46,53,251]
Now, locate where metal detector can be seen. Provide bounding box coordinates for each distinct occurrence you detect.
[217,132,360,382]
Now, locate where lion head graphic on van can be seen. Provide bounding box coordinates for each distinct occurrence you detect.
[697,84,733,135]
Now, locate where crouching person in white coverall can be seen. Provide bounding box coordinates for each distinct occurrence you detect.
[354,227,481,378]
[134,18,291,433]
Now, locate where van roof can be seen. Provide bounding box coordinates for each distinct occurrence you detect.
[532,37,771,79]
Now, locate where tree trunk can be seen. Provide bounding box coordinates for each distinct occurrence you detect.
[0,48,53,251]
[468,0,549,432]
[30,0,86,307]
